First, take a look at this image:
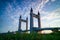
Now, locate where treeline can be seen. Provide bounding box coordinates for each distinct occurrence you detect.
[0,31,60,40]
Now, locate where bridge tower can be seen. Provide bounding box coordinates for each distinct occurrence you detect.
[18,16,28,32]
[30,8,41,33]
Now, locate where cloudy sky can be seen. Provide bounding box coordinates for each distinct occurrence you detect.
[0,0,60,33]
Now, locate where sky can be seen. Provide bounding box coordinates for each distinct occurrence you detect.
[0,0,60,33]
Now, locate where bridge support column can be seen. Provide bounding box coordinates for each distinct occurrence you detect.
[30,8,33,33]
[26,18,28,32]
[38,11,41,28]
[18,16,21,32]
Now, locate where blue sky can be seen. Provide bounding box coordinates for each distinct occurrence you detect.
[0,0,60,33]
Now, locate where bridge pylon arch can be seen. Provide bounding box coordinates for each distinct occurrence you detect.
[30,8,41,33]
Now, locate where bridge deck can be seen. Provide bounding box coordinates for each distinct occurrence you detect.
[20,27,60,32]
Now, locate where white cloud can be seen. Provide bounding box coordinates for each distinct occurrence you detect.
[31,0,49,14]
[42,8,60,21]
[41,8,60,28]
[51,0,56,2]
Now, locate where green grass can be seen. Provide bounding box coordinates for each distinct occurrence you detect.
[0,31,60,40]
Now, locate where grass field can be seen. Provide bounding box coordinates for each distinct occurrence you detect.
[0,31,60,40]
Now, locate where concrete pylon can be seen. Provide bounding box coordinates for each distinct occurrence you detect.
[30,8,33,33]
[26,17,28,31]
[38,11,41,28]
[18,16,21,32]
